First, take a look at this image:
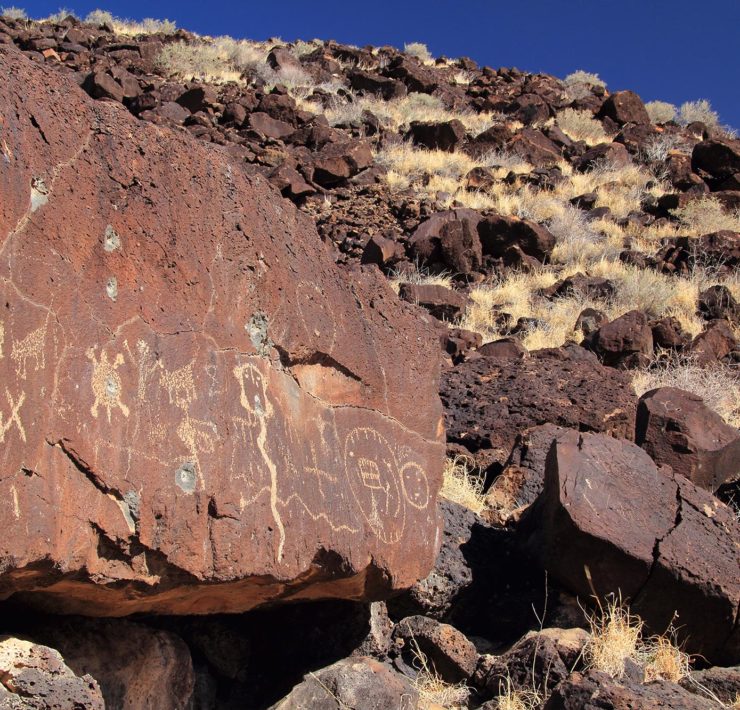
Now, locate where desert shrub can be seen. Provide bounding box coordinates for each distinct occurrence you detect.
[84,9,175,35]
[645,100,677,124]
[564,69,606,89]
[564,69,606,100]
[678,99,719,127]
[0,5,26,19]
[404,41,433,63]
[291,38,321,57]
[556,108,610,145]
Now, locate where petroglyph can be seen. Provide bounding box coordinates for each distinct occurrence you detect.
[0,389,26,444]
[344,427,404,544]
[400,462,430,510]
[160,361,197,409]
[11,320,47,379]
[234,361,286,561]
[87,347,129,422]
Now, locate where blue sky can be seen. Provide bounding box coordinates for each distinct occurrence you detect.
[19,0,740,128]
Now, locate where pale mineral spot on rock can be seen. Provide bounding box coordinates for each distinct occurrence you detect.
[29,176,48,212]
[103,224,121,251]
[175,462,197,493]
[106,276,118,301]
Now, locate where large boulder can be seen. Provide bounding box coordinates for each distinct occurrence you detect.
[441,346,637,468]
[23,619,194,710]
[583,310,654,368]
[0,45,444,615]
[477,214,556,262]
[692,137,740,184]
[636,387,740,492]
[521,431,740,663]
[408,208,483,274]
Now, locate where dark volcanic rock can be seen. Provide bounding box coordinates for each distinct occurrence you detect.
[597,90,651,126]
[583,310,654,368]
[698,284,739,322]
[477,214,556,261]
[636,387,740,492]
[0,44,444,615]
[407,119,466,151]
[692,137,740,184]
[409,208,483,273]
[270,656,420,710]
[690,319,738,364]
[393,615,478,682]
[545,670,716,709]
[441,345,637,466]
[24,618,194,710]
[521,430,740,663]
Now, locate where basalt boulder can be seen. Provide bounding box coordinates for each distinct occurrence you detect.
[636,387,740,492]
[521,431,740,663]
[0,45,444,616]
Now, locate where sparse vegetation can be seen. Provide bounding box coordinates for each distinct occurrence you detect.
[585,597,690,683]
[84,9,176,35]
[678,99,720,127]
[556,108,611,146]
[439,456,486,514]
[671,197,740,235]
[410,638,470,708]
[645,100,677,124]
[404,41,434,64]
[563,70,606,100]
[0,5,26,19]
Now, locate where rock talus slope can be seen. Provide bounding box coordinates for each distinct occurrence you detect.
[0,44,444,615]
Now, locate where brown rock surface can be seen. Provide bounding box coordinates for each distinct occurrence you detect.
[522,431,740,663]
[636,387,740,492]
[0,45,444,615]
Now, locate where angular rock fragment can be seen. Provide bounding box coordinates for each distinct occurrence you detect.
[521,431,740,663]
[270,657,419,710]
[636,387,740,492]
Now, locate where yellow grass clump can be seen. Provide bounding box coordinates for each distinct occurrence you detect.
[439,456,486,514]
[410,638,469,709]
[556,108,612,146]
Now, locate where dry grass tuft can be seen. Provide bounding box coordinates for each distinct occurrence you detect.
[440,456,487,515]
[585,597,691,682]
[671,197,740,236]
[387,262,453,294]
[410,638,469,709]
[632,355,740,427]
[494,676,544,710]
[556,108,611,146]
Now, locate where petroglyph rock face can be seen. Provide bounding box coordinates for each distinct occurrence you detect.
[0,45,444,615]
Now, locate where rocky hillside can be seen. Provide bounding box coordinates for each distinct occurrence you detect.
[0,10,738,710]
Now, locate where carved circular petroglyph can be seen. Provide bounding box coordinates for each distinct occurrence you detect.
[175,462,197,493]
[399,461,430,510]
[344,427,404,544]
